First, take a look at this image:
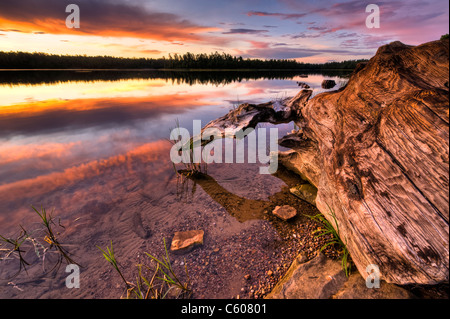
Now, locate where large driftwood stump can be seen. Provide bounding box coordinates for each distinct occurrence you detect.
[286,39,449,285]
[201,39,449,285]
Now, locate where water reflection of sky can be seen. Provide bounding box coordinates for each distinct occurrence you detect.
[0,73,343,227]
[0,72,347,298]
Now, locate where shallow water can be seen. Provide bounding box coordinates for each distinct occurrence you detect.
[0,70,347,298]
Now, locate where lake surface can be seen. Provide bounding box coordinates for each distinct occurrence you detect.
[0,70,348,298]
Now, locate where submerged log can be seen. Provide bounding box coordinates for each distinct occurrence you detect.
[202,39,449,285]
[200,90,312,138]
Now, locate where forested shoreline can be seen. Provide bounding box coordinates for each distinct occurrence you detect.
[0,69,353,86]
[0,51,367,70]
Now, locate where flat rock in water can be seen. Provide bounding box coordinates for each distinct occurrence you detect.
[272,205,297,221]
[290,184,317,206]
[170,230,204,252]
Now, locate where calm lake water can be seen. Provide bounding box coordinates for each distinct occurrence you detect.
[0,70,348,298]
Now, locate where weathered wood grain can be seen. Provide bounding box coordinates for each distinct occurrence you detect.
[200,39,449,285]
[292,39,449,285]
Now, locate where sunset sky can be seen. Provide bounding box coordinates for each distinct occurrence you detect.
[0,0,448,63]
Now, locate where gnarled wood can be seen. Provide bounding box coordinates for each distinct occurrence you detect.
[291,39,449,285]
[202,39,449,285]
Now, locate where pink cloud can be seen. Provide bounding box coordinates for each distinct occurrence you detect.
[249,41,271,49]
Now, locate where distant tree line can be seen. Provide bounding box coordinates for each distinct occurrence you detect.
[0,69,352,86]
[0,51,368,70]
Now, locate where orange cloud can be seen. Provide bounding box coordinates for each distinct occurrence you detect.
[0,0,220,43]
[249,41,271,49]
[0,17,218,43]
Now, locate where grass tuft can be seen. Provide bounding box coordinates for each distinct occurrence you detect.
[0,228,30,278]
[31,205,80,271]
[98,238,191,299]
[309,204,352,277]
[0,205,79,280]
